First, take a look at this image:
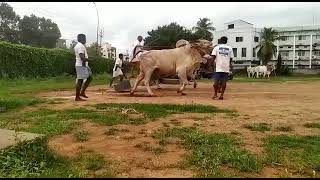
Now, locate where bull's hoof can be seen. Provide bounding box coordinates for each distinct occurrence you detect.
[181,92,187,96]
[177,90,180,94]
[148,94,155,97]
[130,91,134,96]
[193,84,197,88]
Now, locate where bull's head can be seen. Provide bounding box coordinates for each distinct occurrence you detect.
[190,39,213,56]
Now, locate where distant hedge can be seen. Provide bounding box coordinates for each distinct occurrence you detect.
[0,41,114,78]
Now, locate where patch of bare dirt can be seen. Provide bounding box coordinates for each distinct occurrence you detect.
[49,119,195,178]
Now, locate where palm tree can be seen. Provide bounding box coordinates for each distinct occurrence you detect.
[256,27,279,65]
[192,18,215,40]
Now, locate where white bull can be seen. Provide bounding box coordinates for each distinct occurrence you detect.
[247,66,256,78]
[252,65,276,78]
[130,39,213,96]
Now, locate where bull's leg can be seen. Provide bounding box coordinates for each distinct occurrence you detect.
[177,70,188,95]
[130,72,144,95]
[143,69,155,96]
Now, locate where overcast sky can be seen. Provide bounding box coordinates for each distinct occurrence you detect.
[7,2,320,51]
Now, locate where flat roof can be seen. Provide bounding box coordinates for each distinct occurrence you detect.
[272,25,320,32]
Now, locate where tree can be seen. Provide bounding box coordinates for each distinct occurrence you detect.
[256,27,279,65]
[192,17,215,40]
[19,14,61,48]
[275,54,282,74]
[0,3,20,43]
[87,42,102,58]
[144,22,196,49]
[38,17,61,48]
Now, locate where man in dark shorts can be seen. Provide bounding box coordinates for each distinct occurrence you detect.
[74,34,92,101]
[211,36,233,100]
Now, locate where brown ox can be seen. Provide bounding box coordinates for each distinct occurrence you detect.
[130,39,213,96]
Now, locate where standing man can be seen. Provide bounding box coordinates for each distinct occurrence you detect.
[74,34,93,101]
[211,36,233,100]
[109,53,125,87]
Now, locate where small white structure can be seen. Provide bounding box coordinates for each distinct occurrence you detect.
[101,42,117,60]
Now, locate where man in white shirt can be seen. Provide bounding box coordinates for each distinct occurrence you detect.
[109,53,125,87]
[130,35,144,60]
[74,34,92,101]
[211,36,233,100]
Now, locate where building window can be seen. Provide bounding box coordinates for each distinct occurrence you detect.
[316,35,320,39]
[297,51,305,56]
[241,48,246,57]
[313,51,320,56]
[253,48,256,57]
[288,46,292,48]
[304,45,308,48]
[232,48,237,57]
[280,46,283,49]
[228,24,234,29]
[254,37,259,42]
[236,37,243,42]
[298,35,307,40]
[281,36,289,41]
[281,52,289,57]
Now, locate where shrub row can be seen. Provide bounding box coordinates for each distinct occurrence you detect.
[0,41,114,78]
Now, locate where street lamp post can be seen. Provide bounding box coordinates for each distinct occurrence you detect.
[93,2,99,56]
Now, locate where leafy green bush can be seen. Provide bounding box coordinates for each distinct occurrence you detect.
[0,41,114,78]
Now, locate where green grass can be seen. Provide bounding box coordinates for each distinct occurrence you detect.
[0,74,111,112]
[243,123,272,132]
[275,126,293,132]
[0,137,81,178]
[0,136,117,178]
[74,130,89,142]
[94,103,231,120]
[304,122,320,129]
[263,135,320,177]
[76,152,106,171]
[0,103,228,137]
[153,127,261,177]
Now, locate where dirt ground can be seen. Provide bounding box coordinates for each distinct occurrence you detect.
[41,80,320,177]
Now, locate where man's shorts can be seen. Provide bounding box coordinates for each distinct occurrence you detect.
[213,72,229,81]
[75,66,92,80]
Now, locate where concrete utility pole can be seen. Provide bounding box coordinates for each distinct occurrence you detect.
[99,27,104,57]
[310,34,313,69]
[93,2,99,56]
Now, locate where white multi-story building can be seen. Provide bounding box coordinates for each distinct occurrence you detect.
[101,42,116,60]
[214,19,320,69]
[273,25,320,68]
[213,19,261,69]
